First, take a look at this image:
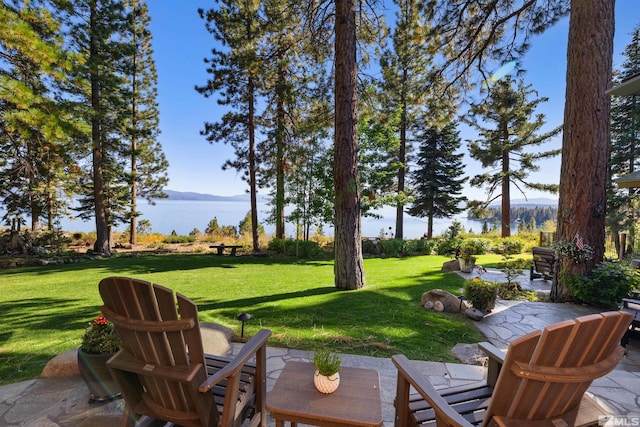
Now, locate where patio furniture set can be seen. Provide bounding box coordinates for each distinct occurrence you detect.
[98,276,632,427]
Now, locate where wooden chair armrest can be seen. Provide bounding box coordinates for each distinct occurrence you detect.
[478,342,505,387]
[477,342,505,363]
[108,350,202,383]
[392,355,473,427]
[198,328,271,392]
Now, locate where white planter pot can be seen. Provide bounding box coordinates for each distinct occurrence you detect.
[459,258,476,273]
[313,370,340,394]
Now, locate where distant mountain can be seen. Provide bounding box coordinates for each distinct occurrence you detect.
[160,190,268,202]
[489,197,558,208]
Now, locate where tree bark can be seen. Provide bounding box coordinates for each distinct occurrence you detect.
[501,127,510,238]
[395,78,408,239]
[248,73,260,253]
[275,52,286,239]
[334,0,365,290]
[90,1,110,256]
[553,0,613,301]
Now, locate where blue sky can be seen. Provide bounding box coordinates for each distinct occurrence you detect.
[146,2,640,201]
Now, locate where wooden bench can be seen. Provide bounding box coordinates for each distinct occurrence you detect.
[209,244,243,256]
[530,246,556,280]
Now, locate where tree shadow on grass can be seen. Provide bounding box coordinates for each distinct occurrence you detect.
[0,254,334,277]
[0,298,98,340]
[195,286,340,312]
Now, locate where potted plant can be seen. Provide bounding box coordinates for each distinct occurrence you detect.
[77,315,122,403]
[464,277,498,312]
[311,349,341,394]
[458,243,477,273]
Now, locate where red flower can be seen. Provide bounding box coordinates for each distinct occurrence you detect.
[93,315,109,326]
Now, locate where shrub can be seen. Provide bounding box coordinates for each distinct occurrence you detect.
[566,261,640,308]
[380,239,404,257]
[459,238,491,258]
[497,283,539,301]
[435,237,462,256]
[361,239,381,256]
[402,239,418,255]
[499,237,525,255]
[415,239,437,255]
[267,238,324,259]
[464,278,498,311]
[162,235,196,244]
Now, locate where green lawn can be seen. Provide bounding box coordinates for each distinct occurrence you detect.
[0,253,488,385]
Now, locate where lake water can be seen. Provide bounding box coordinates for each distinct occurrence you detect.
[55,199,489,239]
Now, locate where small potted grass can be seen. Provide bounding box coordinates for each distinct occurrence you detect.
[311,349,342,394]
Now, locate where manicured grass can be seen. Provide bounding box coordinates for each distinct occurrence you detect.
[0,253,487,385]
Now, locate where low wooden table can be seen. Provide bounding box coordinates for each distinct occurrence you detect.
[267,360,382,427]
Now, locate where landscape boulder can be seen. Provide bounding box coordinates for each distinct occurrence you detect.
[422,289,466,313]
[200,322,233,355]
[465,307,485,321]
[441,259,460,272]
[451,343,488,366]
[41,347,80,377]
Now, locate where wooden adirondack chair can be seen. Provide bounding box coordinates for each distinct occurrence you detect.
[98,276,271,427]
[393,311,632,427]
[530,246,556,281]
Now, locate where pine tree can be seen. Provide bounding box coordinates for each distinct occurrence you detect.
[419,0,613,301]
[67,0,132,255]
[465,76,561,238]
[407,122,467,238]
[123,0,168,245]
[608,24,640,257]
[259,0,330,240]
[333,0,365,289]
[554,0,614,300]
[380,0,442,239]
[358,86,402,217]
[0,1,83,230]
[197,0,263,253]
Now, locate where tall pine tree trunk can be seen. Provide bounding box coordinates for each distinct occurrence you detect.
[334,0,364,290]
[275,53,286,239]
[248,74,260,253]
[553,0,613,301]
[90,1,110,256]
[395,84,408,239]
[501,130,510,238]
[130,25,138,246]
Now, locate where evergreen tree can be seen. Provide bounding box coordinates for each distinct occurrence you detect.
[465,76,561,238]
[421,0,614,301]
[608,24,640,257]
[259,0,330,240]
[333,0,365,289]
[197,0,263,253]
[408,122,467,238]
[68,0,132,255]
[0,1,83,230]
[554,0,614,300]
[380,0,436,239]
[358,86,402,217]
[123,0,168,245]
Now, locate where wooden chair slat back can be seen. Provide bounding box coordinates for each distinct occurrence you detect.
[484,311,631,426]
[99,276,212,420]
